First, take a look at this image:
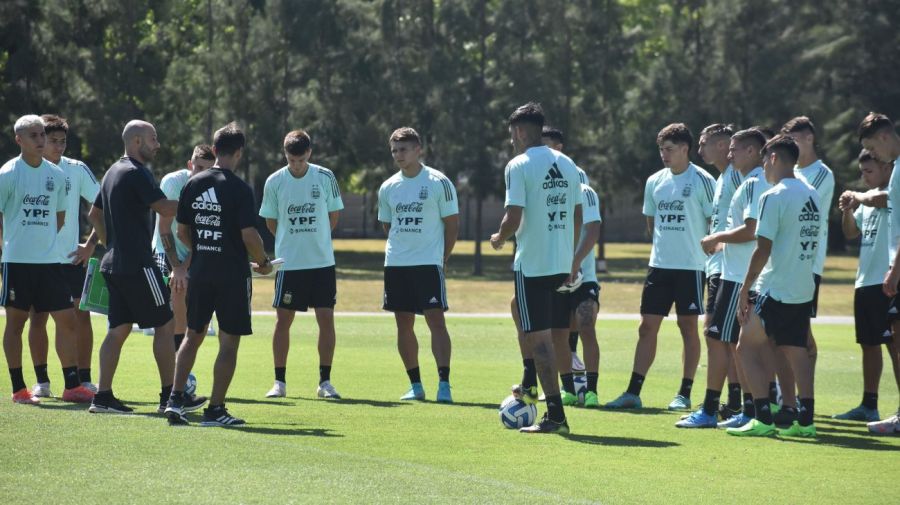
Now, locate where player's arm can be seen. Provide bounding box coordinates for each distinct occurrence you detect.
[703,218,757,253]
[841,206,861,240]
[56,211,65,232]
[88,205,106,245]
[265,218,277,236]
[569,204,583,278]
[329,210,340,231]
[573,220,601,269]
[70,229,99,266]
[490,206,522,250]
[176,223,191,250]
[159,212,185,269]
[737,237,772,324]
[645,217,654,236]
[442,214,459,265]
[850,190,888,209]
[150,198,178,217]
[883,246,900,297]
[242,226,272,275]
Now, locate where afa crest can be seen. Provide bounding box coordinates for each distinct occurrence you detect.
[419,186,428,200]
[283,291,293,304]
[65,177,72,195]
[46,177,55,192]
[682,184,692,198]
[311,184,321,199]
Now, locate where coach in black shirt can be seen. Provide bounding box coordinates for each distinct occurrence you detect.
[165,122,271,427]
[87,120,203,415]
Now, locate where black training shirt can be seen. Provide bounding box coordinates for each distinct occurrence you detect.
[94,156,166,274]
[176,167,255,280]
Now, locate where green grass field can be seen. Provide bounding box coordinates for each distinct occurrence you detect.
[0,315,896,504]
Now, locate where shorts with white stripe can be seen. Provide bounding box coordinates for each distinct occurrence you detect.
[154,252,171,278]
[103,267,173,329]
[383,265,447,314]
[514,271,570,333]
[639,267,705,317]
[705,279,756,343]
[0,262,73,313]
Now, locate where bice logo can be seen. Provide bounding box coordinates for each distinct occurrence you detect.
[542,163,569,189]
[799,197,819,222]
[192,188,222,212]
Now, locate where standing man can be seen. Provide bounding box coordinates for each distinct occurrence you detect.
[260,130,343,400]
[728,134,820,438]
[775,116,834,426]
[87,120,195,414]
[378,127,458,403]
[165,122,271,426]
[606,123,715,410]
[834,150,897,422]
[1,114,93,404]
[153,144,215,352]
[491,102,582,434]
[680,128,768,428]
[27,114,100,397]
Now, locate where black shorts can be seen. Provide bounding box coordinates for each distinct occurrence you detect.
[810,273,821,318]
[855,285,893,346]
[568,281,600,312]
[705,274,721,315]
[187,276,252,336]
[273,266,337,311]
[0,263,73,313]
[515,271,570,333]
[59,263,88,300]
[705,279,757,343]
[639,267,705,317]
[103,267,173,329]
[383,265,447,314]
[155,253,171,278]
[755,294,812,348]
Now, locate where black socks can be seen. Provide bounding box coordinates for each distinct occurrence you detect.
[437,366,450,382]
[626,372,645,396]
[406,367,421,384]
[702,389,721,416]
[522,359,537,390]
[678,378,693,398]
[275,367,286,383]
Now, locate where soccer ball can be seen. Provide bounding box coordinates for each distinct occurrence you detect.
[499,395,537,429]
[573,374,588,403]
[185,373,197,396]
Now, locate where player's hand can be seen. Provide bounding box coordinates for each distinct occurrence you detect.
[489,233,505,250]
[883,267,900,298]
[838,191,858,212]
[69,241,96,266]
[737,287,751,325]
[253,260,273,276]
[700,234,718,255]
[170,265,188,293]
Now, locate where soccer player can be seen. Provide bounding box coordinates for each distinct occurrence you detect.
[1,114,93,404]
[165,122,272,426]
[679,128,768,428]
[491,102,582,434]
[152,144,215,352]
[697,123,745,419]
[87,120,202,414]
[378,127,459,403]
[606,123,715,410]
[260,130,343,400]
[728,134,820,438]
[26,114,100,398]
[833,150,897,423]
[774,116,834,426]
[853,112,900,434]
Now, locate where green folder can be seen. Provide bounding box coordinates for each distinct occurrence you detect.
[79,257,109,314]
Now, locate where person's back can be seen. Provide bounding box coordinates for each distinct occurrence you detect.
[97,157,160,274]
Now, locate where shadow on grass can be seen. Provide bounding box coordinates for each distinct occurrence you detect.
[310,397,407,408]
[227,397,297,407]
[780,432,899,452]
[37,402,90,412]
[599,407,673,416]
[232,424,343,437]
[563,434,679,448]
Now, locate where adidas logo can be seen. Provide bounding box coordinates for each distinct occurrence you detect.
[429,296,438,303]
[799,197,819,222]
[192,188,222,212]
[689,303,698,310]
[708,325,719,333]
[884,330,893,337]
[542,163,569,189]
[890,307,898,314]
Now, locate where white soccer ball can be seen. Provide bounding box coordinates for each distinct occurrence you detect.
[499,395,537,429]
[573,374,588,404]
[185,373,197,396]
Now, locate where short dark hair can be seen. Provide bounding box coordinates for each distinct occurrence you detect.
[656,123,693,148]
[41,114,68,135]
[732,128,767,151]
[508,102,545,129]
[751,125,776,140]
[762,134,799,165]
[781,116,816,136]
[213,122,245,156]
[858,148,876,163]
[541,126,565,145]
[857,112,894,142]
[192,144,214,161]
[283,130,312,155]
[389,127,421,145]
[700,123,733,139]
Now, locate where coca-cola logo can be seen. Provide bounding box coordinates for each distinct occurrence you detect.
[194,214,221,227]
[657,200,685,211]
[22,194,50,206]
[546,193,567,206]
[395,201,424,213]
[287,203,316,214]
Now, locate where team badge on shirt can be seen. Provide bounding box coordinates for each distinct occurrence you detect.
[311,185,320,199]
[283,291,293,304]
[419,186,428,200]
[65,177,71,195]
[46,177,54,192]
[682,184,692,198]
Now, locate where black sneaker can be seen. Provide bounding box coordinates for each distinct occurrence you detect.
[520,413,570,434]
[773,406,798,428]
[164,396,189,426]
[200,405,246,427]
[719,403,740,421]
[89,394,134,414]
[183,394,208,413]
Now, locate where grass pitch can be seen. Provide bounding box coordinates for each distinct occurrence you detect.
[0,315,896,504]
